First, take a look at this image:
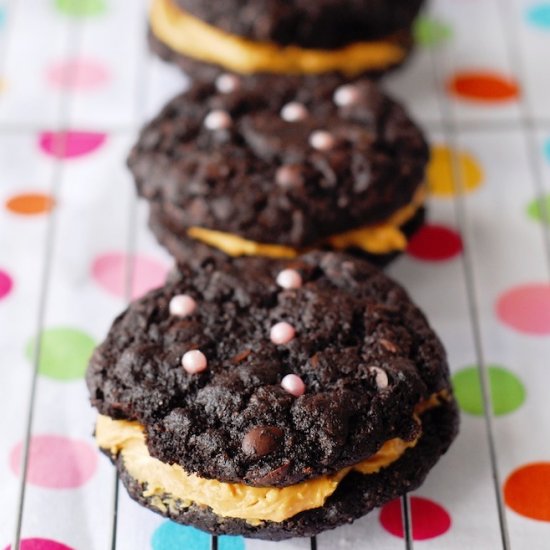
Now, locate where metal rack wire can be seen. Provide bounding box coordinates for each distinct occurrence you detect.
[4,0,549,548]
[423,2,550,550]
[10,3,87,549]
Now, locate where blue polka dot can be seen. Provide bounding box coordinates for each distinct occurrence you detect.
[544,138,550,162]
[152,522,245,550]
[526,3,550,29]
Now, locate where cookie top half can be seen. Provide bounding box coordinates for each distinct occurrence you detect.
[128,76,428,259]
[149,0,424,77]
[87,252,451,488]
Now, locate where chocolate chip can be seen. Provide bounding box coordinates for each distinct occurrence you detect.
[309,353,320,369]
[380,338,398,353]
[252,461,292,485]
[242,426,284,457]
[231,349,252,365]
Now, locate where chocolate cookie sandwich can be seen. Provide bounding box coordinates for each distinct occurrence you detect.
[87,251,458,540]
[149,0,424,78]
[128,76,429,268]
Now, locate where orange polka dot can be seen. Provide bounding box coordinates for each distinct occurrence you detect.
[448,71,520,102]
[5,192,55,215]
[427,145,484,197]
[504,462,550,522]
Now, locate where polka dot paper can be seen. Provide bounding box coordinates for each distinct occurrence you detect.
[379,497,451,540]
[0,0,549,549]
[10,436,97,489]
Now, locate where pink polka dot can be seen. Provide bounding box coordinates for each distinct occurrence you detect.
[379,497,451,540]
[407,224,463,261]
[91,252,169,300]
[0,268,13,300]
[496,283,550,335]
[3,538,75,550]
[38,131,107,159]
[10,435,97,489]
[46,58,109,91]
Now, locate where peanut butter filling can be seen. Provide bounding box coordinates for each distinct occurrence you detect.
[96,388,448,525]
[150,0,406,75]
[188,187,425,258]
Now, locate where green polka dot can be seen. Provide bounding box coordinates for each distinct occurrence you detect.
[452,365,526,416]
[55,0,106,17]
[413,16,453,48]
[26,327,96,381]
[527,195,550,225]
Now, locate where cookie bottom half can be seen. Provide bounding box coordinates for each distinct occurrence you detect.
[111,400,458,541]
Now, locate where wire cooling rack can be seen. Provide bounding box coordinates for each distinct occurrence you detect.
[1,0,549,549]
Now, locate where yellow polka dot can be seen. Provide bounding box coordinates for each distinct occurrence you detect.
[427,145,484,197]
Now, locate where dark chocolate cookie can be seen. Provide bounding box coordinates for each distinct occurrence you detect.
[149,0,423,77]
[87,251,454,487]
[88,252,458,539]
[128,76,428,266]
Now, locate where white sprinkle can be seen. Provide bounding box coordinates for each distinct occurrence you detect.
[334,84,362,107]
[309,130,336,151]
[281,374,306,397]
[270,322,296,345]
[204,110,232,131]
[276,269,303,290]
[182,350,208,374]
[281,102,308,122]
[169,294,197,318]
[275,165,302,188]
[215,73,240,94]
[369,366,389,389]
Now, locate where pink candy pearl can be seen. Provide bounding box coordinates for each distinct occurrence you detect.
[369,366,389,389]
[182,350,208,374]
[204,110,232,131]
[281,374,306,397]
[270,322,296,345]
[276,269,302,290]
[169,294,197,317]
[275,165,302,188]
[309,130,336,151]
[281,102,308,122]
[333,84,362,107]
[215,73,240,94]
